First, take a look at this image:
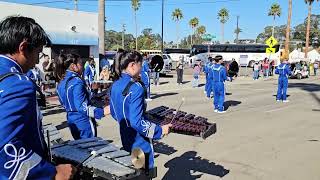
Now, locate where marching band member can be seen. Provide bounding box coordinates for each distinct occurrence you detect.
[109,50,171,177]
[0,16,75,180]
[275,60,292,102]
[57,54,110,140]
[211,55,235,113]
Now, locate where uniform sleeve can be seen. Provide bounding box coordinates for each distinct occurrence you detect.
[275,66,279,74]
[84,66,90,85]
[222,68,232,82]
[128,85,162,140]
[72,83,104,119]
[286,65,292,76]
[0,79,56,179]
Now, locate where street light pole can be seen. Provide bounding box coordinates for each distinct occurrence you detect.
[161,0,164,57]
[98,0,105,55]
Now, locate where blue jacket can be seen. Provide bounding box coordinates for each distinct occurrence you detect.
[0,55,56,179]
[203,62,211,75]
[57,70,104,124]
[141,60,150,84]
[207,62,214,81]
[211,64,232,82]
[26,68,41,85]
[84,65,96,86]
[275,63,292,78]
[110,73,162,168]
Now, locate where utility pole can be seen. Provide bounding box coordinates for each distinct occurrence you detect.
[161,0,164,56]
[236,15,239,44]
[122,23,126,49]
[98,0,105,54]
[74,0,78,11]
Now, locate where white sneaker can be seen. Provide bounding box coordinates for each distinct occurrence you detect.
[283,100,290,103]
[145,98,152,102]
[214,109,218,113]
[276,100,281,102]
[204,91,206,94]
[217,111,226,114]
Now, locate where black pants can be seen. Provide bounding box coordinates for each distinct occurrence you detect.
[177,69,183,83]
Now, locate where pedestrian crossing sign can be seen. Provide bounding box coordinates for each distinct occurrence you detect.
[265,36,278,48]
[266,48,276,54]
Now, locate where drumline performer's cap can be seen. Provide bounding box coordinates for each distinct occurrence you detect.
[214,55,223,62]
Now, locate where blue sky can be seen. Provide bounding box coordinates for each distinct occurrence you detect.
[2,0,320,43]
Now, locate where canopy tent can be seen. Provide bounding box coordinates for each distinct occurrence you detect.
[307,49,320,63]
[289,49,305,63]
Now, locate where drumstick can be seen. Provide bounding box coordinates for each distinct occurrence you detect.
[170,98,185,124]
[76,151,97,168]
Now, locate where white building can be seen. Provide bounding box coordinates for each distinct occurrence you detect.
[0,1,99,76]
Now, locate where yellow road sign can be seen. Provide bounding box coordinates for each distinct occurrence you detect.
[265,36,278,48]
[266,48,276,54]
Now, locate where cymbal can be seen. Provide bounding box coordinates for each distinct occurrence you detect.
[131,148,145,169]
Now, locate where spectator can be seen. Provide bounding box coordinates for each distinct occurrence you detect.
[176,55,184,85]
[314,61,319,76]
[253,62,260,80]
[42,54,53,72]
[269,60,275,76]
[100,66,110,81]
[263,58,270,78]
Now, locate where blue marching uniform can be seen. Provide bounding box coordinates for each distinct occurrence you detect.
[0,55,56,179]
[26,68,41,85]
[204,62,213,96]
[207,63,214,98]
[84,65,96,86]
[141,60,151,99]
[110,73,163,169]
[57,70,104,140]
[211,64,232,112]
[275,63,292,101]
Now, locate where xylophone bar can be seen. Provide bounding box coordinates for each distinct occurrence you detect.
[52,138,140,179]
[147,106,217,139]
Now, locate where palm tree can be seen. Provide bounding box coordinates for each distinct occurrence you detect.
[196,25,206,44]
[284,0,292,60]
[189,17,199,45]
[234,27,242,43]
[304,0,319,58]
[172,8,183,48]
[268,3,281,37]
[218,8,229,44]
[131,0,140,50]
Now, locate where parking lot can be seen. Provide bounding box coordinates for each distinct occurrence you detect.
[44,71,320,180]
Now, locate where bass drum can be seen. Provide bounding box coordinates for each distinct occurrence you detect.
[149,55,164,72]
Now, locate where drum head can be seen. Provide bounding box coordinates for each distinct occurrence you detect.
[150,55,164,72]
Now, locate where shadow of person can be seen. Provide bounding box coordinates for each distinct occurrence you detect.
[224,100,241,111]
[162,151,229,180]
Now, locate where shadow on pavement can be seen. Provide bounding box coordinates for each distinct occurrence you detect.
[153,141,177,156]
[224,100,241,110]
[162,151,229,180]
[151,92,179,100]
